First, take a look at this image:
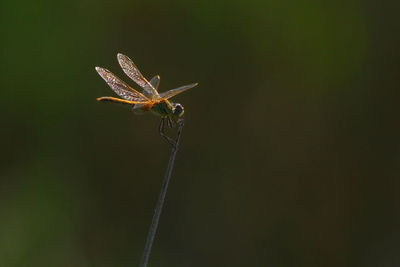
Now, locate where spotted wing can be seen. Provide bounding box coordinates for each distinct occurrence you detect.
[95,67,149,102]
[159,83,198,100]
[117,53,160,99]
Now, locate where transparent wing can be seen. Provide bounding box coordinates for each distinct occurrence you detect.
[159,83,198,100]
[149,75,160,91]
[132,75,161,110]
[138,75,160,98]
[117,53,160,99]
[95,67,149,102]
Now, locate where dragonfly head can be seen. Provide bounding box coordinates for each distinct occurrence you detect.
[172,103,184,117]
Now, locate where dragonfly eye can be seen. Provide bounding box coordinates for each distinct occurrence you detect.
[173,103,184,117]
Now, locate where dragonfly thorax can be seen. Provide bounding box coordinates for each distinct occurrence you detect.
[148,100,184,118]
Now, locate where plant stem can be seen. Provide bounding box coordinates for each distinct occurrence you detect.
[139,121,184,267]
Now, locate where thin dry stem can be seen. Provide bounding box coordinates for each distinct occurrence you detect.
[139,120,184,267]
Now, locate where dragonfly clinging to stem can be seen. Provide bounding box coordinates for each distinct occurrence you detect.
[95,53,198,146]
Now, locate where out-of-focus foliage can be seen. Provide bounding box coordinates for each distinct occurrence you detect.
[1,0,399,266]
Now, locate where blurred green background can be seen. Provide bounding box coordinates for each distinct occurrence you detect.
[1,0,399,266]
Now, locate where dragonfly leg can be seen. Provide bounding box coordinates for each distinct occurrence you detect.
[159,118,176,147]
[166,116,174,128]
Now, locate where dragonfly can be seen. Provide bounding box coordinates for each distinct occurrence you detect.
[96,53,198,146]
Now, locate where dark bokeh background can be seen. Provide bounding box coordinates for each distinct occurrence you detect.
[1,0,399,266]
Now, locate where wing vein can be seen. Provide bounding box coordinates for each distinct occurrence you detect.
[95,67,149,102]
[117,54,160,99]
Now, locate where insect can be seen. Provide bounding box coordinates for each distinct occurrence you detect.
[96,53,198,146]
